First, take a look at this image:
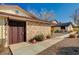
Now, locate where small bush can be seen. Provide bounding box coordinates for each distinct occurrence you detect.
[51,30,53,33]
[54,30,59,33]
[69,34,75,38]
[33,34,44,41]
[77,35,79,38]
[46,35,51,39]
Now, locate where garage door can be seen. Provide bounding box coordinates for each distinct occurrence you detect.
[8,20,26,44]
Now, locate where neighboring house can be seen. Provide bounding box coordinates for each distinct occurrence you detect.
[0,5,51,47]
[52,22,74,32]
[51,20,58,25]
[51,20,58,33]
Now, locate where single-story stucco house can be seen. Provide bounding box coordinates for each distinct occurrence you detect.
[52,22,74,32]
[0,5,51,47]
[51,20,58,32]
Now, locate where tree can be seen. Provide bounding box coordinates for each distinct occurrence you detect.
[27,8,55,21]
[72,8,79,26]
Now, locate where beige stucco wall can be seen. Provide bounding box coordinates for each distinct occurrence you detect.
[53,27,61,32]
[26,21,51,41]
[0,9,16,14]
[55,27,61,31]
[0,9,31,17]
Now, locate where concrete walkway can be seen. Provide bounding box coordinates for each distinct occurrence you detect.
[9,32,76,55]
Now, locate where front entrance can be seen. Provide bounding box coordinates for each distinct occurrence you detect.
[61,26,66,32]
[8,20,26,44]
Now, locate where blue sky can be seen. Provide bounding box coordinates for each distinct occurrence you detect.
[2,3,79,22]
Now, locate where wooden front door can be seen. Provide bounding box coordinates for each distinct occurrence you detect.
[8,20,26,44]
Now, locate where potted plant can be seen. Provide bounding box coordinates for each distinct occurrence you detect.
[29,34,44,43]
[31,39,37,43]
[29,39,37,44]
[46,35,51,39]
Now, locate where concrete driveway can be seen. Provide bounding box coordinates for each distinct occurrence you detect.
[9,32,76,55]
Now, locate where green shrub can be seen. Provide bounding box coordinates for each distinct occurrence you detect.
[54,30,59,33]
[51,30,54,33]
[33,34,44,41]
[69,34,75,38]
[77,35,79,38]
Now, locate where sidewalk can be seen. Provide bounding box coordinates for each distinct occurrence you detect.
[10,32,76,55]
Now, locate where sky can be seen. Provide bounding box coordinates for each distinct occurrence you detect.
[1,3,79,23]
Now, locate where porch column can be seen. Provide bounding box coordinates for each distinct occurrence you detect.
[4,17,8,47]
[0,17,8,47]
[26,21,28,42]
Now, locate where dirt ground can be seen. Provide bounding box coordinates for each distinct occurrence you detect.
[0,47,11,55]
[38,38,79,55]
[51,33,68,38]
